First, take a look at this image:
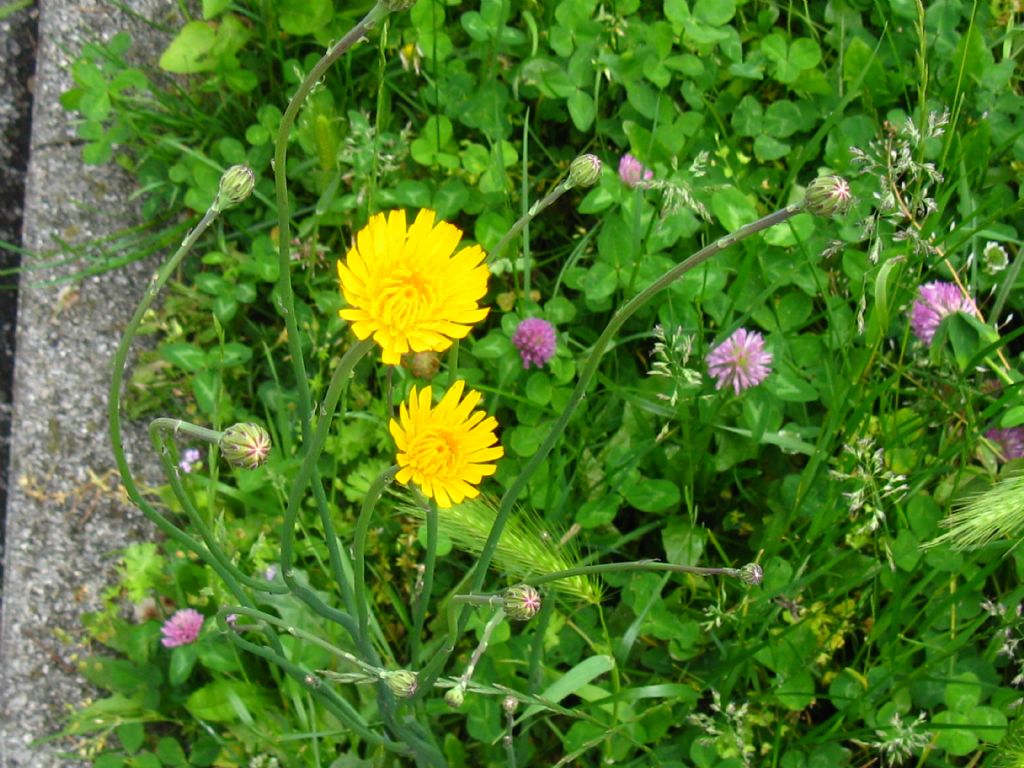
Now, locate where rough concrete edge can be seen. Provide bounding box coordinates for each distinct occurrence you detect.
[0,0,37,576]
[0,1,174,766]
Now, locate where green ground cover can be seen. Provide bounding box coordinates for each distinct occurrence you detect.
[54,0,1024,765]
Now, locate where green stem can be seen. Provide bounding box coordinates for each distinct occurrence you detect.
[411,501,438,666]
[216,611,404,755]
[109,208,218,507]
[527,598,553,694]
[526,560,745,588]
[520,115,533,304]
[488,180,572,265]
[149,417,224,444]
[108,209,233,579]
[150,426,287,594]
[418,203,802,690]
[279,339,374,635]
[273,2,389,434]
[271,2,387,634]
[455,609,505,691]
[504,705,518,768]
[626,187,644,294]
[225,606,382,677]
[354,463,400,640]
[984,354,1017,389]
[449,593,503,608]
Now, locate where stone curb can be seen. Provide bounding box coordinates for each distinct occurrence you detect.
[0,2,172,765]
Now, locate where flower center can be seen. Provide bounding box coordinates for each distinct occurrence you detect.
[374,269,438,331]
[409,428,460,477]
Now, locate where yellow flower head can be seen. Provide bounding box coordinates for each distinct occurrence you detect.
[337,209,490,365]
[389,381,504,509]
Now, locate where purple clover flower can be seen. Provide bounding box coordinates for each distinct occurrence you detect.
[512,318,557,369]
[910,281,976,345]
[618,153,653,187]
[986,428,1024,461]
[161,608,204,648]
[706,328,773,394]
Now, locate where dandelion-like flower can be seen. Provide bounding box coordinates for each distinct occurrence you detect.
[161,608,204,648]
[986,428,1024,461]
[706,328,773,394]
[389,381,504,509]
[337,209,490,365]
[512,318,557,369]
[909,281,976,345]
[618,153,653,187]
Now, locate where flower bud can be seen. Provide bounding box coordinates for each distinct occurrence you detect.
[213,165,255,212]
[502,584,542,622]
[802,175,853,217]
[405,350,441,380]
[380,0,417,10]
[381,669,418,698]
[444,686,465,708]
[502,695,518,715]
[567,154,601,189]
[739,562,763,587]
[219,423,272,469]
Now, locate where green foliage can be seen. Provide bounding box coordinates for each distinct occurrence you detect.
[61,0,1024,765]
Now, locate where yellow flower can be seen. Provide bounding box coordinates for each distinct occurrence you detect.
[337,209,490,365]
[389,381,504,509]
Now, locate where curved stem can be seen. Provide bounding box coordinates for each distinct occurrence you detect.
[273,2,389,435]
[107,209,234,580]
[411,501,438,665]
[109,208,218,516]
[216,611,404,755]
[354,463,399,640]
[225,606,382,676]
[418,203,803,690]
[270,4,387,641]
[279,339,374,635]
[150,427,287,594]
[488,181,572,265]
[525,560,744,589]
[149,417,224,444]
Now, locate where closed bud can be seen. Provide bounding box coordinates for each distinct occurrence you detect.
[405,350,441,380]
[444,686,465,708]
[502,695,518,715]
[219,423,272,469]
[380,0,417,10]
[502,584,542,622]
[381,669,418,698]
[567,154,602,189]
[803,175,853,217]
[214,165,255,212]
[739,562,763,587]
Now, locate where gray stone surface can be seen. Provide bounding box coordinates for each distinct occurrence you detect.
[0,0,37,535]
[1,1,173,765]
